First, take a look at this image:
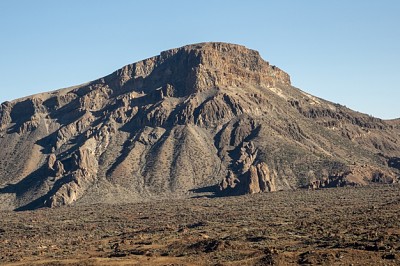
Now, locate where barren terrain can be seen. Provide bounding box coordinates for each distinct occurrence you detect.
[1,185,399,265]
[1,42,399,211]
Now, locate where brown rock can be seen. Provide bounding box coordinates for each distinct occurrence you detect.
[257,162,276,192]
[47,154,57,171]
[248,165,261,194]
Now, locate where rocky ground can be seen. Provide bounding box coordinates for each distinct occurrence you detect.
[1,185,400,265]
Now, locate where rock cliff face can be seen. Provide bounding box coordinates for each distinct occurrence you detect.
[0,42,399,210]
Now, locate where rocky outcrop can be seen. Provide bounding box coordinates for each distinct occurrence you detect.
[47,154,65,178]
[0,102,12,131]
[46,138,100,207]
[219,142,277,194]
[0,42,399,210]
[308,165,398,189]
[255,162,276,193]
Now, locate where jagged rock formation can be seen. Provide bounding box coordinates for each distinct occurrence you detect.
[0,42,399,210]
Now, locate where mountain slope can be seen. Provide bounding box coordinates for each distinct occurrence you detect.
[0,42,399,210]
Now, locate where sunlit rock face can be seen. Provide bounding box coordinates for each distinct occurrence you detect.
[0,42,399,210]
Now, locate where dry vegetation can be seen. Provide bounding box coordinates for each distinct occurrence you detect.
[1,185,400,265]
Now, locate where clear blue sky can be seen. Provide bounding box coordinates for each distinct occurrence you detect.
[0,1,399,119]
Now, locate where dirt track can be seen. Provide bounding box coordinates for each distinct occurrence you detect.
[1,185,400,265]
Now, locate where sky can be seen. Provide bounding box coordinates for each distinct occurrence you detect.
[0,1,399,119]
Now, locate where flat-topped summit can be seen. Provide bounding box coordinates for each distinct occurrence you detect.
[104,42,290,97]
[0,43,399,210]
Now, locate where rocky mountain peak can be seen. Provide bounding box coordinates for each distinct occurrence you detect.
[106,42,290,97]
[0,43,399,211]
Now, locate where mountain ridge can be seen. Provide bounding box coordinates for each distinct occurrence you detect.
[0,42,399,211]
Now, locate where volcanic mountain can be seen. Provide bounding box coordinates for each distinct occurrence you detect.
[0,42,399,211]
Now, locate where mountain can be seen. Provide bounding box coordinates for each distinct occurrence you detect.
[0,42,399,211]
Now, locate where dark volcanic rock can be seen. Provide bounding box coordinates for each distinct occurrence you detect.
[0,42,399,210]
